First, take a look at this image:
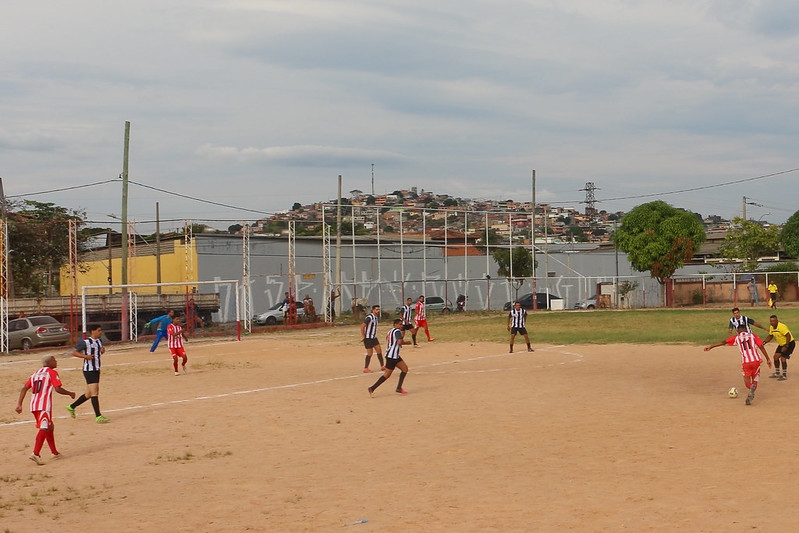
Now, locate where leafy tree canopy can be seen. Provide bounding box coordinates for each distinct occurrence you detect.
[613,200,706,284]
[718,217,781,271]
[492,247,536,280]
[781,210,799,259]
[8,200,87,297]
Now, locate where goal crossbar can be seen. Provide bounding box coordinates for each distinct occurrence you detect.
[80,280,241,341]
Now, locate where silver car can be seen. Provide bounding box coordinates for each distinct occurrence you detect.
[254,301,306,326]
[8,315,71,351]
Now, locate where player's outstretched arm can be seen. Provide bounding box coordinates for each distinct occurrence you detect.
[55,386,76,399]
[704,342,725,351]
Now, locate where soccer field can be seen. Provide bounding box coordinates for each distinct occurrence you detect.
[2,326,798,531]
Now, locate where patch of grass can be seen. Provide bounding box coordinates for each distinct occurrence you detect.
[430,308,799,346]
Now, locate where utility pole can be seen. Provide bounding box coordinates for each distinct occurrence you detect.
[335,175,342,317]
[121,121,130,341]
[742,196,746,221]
[371,164,375,196]
[531,169,537,310]
[156,202,162,295]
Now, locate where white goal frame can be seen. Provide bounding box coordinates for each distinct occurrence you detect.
[80,279,241,341]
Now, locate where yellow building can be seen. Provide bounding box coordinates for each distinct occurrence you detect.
[60,237,198,296]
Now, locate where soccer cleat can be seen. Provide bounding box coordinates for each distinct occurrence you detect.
[396,388,408,395]
[745,397,752,405]
[367,387,374,398]
[779,375,788,381]
[52,453,62,460]
[769,372,780,378]
[428,338,435,342]
[29,454,44,466]
[66,405,76,418]
[527,347,534,352]
[363,368,372,373]
[95,415,110,423]
[175,372,180,376]
[182,365,188,373]
[509,348,513,353]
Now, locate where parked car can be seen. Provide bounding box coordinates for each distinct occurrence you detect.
[574,295,597,310]
[8,315,70,351]
[394,295,451,315]
[503,293,563,311]
[254,301,305,326]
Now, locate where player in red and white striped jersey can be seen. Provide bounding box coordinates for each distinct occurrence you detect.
[413,295,435,343]
[705,324,773,405]
[167,315,189,376]
[15,355,76,465]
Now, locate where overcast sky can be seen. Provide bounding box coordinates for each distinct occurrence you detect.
[2,0,798,232]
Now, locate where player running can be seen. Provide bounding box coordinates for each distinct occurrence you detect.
[705,324,772,405]
[368,318,410,396]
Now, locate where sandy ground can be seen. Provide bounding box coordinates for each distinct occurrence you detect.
[2,326,799,532]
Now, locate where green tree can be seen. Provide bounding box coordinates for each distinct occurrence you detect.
[493,247,537,300]
[612,200,706,284]
[718,217,782,271]
[292,202,302,211]
[781,210,799,258]
[8,200,88,297]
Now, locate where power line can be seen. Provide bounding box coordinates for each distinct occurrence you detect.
[547,167,799,205]
[6,178,121,198]
[128,180,276,217]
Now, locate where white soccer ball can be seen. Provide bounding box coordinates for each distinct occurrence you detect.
[728,387,738,398]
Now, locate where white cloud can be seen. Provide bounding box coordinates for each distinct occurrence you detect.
[0,0,796,226]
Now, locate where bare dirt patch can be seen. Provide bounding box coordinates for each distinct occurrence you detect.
[2,327,798,531]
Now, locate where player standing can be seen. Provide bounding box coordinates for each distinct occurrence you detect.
[15,355,76,465]
[507,301,534,353]
[705,324,772,405]
[361,305,385,373]
[368,318,410,396]
[764,314,794,380]
[399,297,417,346]
[168,314,189,376]
[727,307,766,335]
[413,295,435,342]
[66,324,110,423]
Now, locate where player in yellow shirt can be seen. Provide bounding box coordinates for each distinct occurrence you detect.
[764,315,794,380]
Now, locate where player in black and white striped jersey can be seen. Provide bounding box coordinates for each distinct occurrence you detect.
[507,301,533,353]
[66,324,110,423]
[368,318,409,396]
[361,305,385,373]
[399,297,417,346]
[728,307,767,336]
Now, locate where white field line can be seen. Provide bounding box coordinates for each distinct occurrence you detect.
[2,345,583,428]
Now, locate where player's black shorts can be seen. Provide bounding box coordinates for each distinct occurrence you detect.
[777,340,796,358]
[402,323,414,331]
[83,370,101,384]
[510,327,528,336]
[363,338,380,349]
[385,356,403,370]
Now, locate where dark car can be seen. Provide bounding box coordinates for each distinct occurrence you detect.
[8,315,71,351]
[503,293,563,311]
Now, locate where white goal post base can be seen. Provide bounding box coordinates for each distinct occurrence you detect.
[80,280,241,341]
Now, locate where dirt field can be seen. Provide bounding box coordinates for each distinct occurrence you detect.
[2,326,798,532]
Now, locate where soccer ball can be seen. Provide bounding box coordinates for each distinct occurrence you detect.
[728,387,738,398]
